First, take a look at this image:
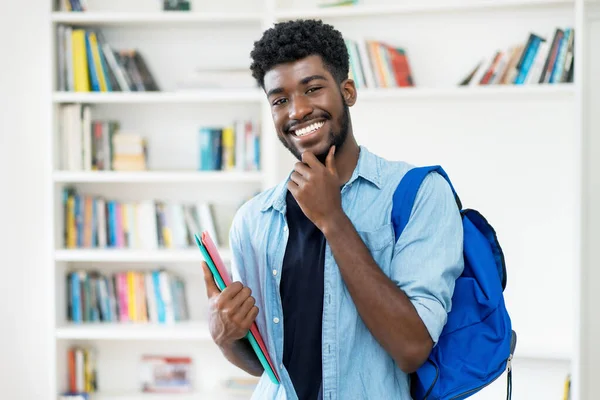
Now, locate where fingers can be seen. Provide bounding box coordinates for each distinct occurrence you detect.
[242,305,260,327]
[220,281,244,301]
[290,171,306,187]
[202,261,220,298]
[301,151,320,168]
[325,145,336,174]
[238,294,256,317]
[230,285,253,309]
[287,179,299,196]
[293,161,312,177]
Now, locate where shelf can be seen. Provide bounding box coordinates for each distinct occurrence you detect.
[51,11,263,26]
[55,321,211,340]
[54,249,231,263]
[51,85,573,104]
[53,170,264,184]
[513,345,573,362]
[355,84,574,100]
[275,0,573,20]
[52,90,264,104]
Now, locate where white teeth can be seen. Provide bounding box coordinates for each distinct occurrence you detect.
[295,121,325,137]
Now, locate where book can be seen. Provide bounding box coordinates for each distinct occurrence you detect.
[140,355,193,393]
[194,231,280,385]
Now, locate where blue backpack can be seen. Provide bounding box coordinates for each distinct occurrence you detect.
[392,165,517,400]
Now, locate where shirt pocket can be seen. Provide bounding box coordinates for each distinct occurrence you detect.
[357,223,394,252]
[356,223,395,274]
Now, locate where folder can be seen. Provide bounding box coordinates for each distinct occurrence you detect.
[194,231,280,385]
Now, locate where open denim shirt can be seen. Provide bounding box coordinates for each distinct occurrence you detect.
[228,146,464,399]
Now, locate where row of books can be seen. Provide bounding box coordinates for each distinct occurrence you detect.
[67,269,189,324]
[64,346,97,396]
[62,187,221,249]
[199,120,261,172]
[57,0,86,12]
[60,104,147,171]
[345,38,415,89]
[57,25,159,92]
[461,27,574,86]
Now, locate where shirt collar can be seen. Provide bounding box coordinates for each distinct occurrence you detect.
[260,145,382,213]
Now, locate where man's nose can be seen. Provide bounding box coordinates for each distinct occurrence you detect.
[289,95,313,121]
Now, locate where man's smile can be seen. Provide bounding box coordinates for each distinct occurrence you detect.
[291,120,326,137]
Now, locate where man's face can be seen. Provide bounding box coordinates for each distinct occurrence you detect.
[263,55,354,163]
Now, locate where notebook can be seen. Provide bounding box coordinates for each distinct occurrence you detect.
[194,231,280,385]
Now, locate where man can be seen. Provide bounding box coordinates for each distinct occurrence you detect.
[202,19,464,400]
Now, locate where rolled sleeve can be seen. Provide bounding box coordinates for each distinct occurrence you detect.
[390,172,464,345]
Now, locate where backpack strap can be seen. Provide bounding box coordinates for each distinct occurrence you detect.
[392,165,462,242]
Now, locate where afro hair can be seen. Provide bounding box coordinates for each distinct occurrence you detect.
[249,19,350,88]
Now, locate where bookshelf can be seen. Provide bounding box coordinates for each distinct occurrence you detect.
[52,90,264,104]
[47,0,594,399]
[52,171,264,183]
[55,321,212,341]
[274,0,574,19]
[51,11,264,25]
[53,249,232,263]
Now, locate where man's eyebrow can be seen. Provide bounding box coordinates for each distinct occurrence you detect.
[266,87,284,98]
[266,75,328,98]
[300,74,328,85]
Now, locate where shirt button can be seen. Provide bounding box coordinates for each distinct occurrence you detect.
[272,269,277,276]
[283,225,288,232]
[273,317,280,324]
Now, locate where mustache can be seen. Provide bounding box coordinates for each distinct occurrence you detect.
[284,112,331,134]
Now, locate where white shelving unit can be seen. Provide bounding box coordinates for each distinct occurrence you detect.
[55,321,212,341]
[47,0,597,399]
[52,171,264,184]
[52,90,264,104]
[54,249,231,263]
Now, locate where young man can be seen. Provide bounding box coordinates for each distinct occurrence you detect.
[202,19,464,400]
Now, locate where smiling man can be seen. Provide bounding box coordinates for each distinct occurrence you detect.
[201,19,464,400]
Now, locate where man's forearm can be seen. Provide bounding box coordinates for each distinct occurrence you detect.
[322,212,432,373]
[220,338,264,377]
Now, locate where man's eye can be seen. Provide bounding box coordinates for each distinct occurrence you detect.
[307,87,322,93]
[273,98,287,106]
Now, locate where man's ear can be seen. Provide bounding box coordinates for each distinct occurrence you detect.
[341,78,357,107]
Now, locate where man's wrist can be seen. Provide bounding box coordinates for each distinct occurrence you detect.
[320,209,349,238]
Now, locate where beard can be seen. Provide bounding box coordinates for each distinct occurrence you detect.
[279,95,350,164]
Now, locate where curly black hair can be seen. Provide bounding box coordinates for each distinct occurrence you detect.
[249,19,349,88]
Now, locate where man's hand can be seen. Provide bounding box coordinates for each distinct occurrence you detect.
[287,145,344,231]
[202,261,259,347]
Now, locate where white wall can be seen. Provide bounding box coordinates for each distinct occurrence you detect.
[0,0,52,399]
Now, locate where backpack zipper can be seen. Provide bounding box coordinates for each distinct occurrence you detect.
[446,355,512,400]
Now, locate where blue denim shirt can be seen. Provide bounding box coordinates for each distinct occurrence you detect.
[229,146,464,400]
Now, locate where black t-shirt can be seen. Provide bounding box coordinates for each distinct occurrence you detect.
[280,189,326,400]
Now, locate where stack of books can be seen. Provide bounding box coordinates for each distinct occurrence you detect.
[344,38,415,89]
[111,133,148,171]
[460,27,574,86]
